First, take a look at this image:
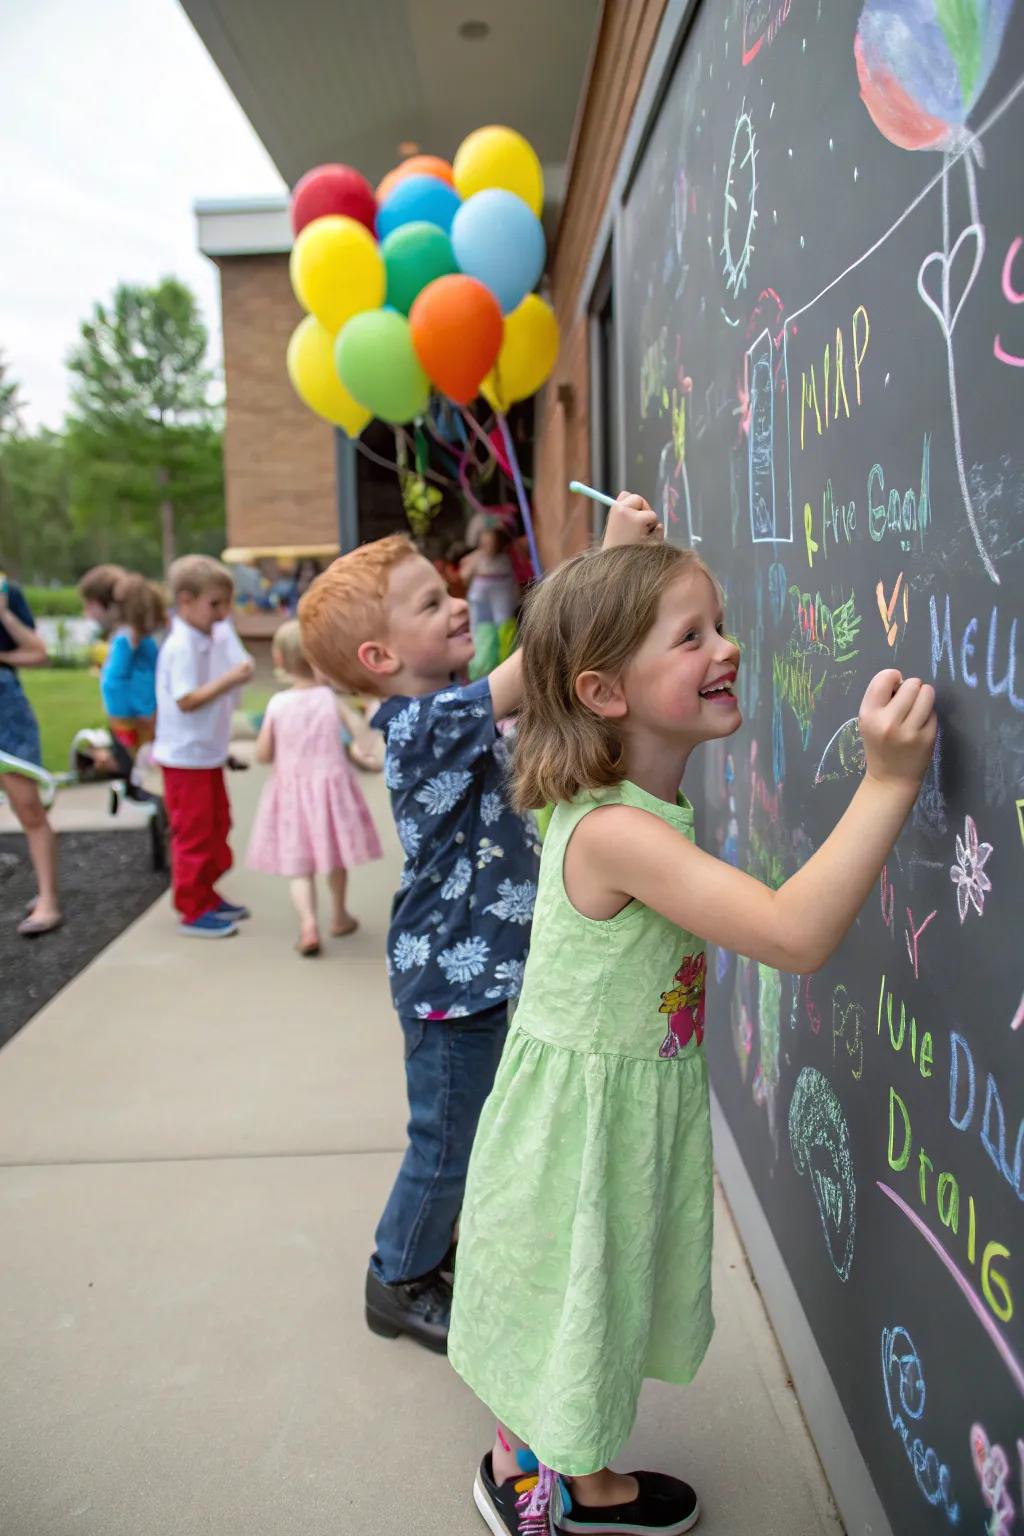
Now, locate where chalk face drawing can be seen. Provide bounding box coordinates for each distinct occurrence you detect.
[789,1067,857,1280]
[949,812,994,921]
[881,1325,960,1522]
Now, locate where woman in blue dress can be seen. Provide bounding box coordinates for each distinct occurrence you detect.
[0,577,62,935]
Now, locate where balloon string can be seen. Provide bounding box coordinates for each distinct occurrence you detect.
[458,404,501,473]
[354,436,451,489]
[496,412,543,579]
[422,411,492,521]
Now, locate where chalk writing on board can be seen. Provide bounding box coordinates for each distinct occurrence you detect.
[880,1323,959,1522]
[994,235,1024,367]
[788,1066,856,1280]
[879,1182,1023,1397]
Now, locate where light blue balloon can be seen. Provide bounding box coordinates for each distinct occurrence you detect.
[451,189,546,314]
[377,175,462,240]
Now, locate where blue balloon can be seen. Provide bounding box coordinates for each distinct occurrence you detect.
[451,189,546,315]
[377,175,462,239]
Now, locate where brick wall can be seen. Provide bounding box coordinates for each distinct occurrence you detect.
[215,254,338,551]
[535,0,668,565]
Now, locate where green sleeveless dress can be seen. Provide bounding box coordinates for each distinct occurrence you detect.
[448,782,714,1476]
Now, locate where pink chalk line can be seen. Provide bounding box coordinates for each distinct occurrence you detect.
[877,1182,1024,1399]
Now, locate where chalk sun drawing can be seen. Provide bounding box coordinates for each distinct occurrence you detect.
[788,1067,856,1280]
[722,102,758,300]
[949,812,993,922]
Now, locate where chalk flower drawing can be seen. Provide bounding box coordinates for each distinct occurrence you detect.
[969,1423,1014,1536]
[949,813,993,921]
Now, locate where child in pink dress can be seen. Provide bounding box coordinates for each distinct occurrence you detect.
[247,620,382,955]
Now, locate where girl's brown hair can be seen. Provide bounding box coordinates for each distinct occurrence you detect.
[78,564,127,606]
[114,573,167,636]
[512,542,716,811]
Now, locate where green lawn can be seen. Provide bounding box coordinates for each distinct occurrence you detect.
[20,669,274,774]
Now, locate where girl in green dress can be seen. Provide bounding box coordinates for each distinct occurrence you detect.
[448,537,938,1536]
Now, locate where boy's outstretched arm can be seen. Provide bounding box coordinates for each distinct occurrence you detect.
[487,492,661,721]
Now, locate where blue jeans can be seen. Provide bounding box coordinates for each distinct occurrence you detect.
[371,1004,508,1285]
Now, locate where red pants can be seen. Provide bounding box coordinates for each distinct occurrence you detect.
[162,766,232,923]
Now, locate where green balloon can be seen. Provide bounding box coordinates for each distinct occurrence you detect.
[335,308,430,425]
[383,222,458,316]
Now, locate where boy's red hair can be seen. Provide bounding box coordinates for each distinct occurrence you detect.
[299,534,417,694]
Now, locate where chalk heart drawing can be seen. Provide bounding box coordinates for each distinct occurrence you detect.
[788,1066,856,1281]
[917,223,986,338]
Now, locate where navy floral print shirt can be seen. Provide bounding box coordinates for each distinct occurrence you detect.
[374,678,540,1021]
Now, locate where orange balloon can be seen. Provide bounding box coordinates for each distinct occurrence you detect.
[409,275,503,405]
[377,155,455,204]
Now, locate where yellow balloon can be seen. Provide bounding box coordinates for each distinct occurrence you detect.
[481,294,559,412]
[289,215,385,333]
[287,315,371,436]
[453,126,544,217]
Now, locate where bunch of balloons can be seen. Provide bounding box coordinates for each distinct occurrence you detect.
[285,126,560,435]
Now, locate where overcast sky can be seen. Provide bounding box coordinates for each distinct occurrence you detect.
[1,0,286,430]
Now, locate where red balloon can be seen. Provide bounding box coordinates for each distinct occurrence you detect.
[291,164,377,237]
[409,275,503,405]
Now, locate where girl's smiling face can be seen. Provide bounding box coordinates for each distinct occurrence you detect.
[621,569,742,744]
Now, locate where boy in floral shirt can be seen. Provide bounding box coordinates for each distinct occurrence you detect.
[299,497,659,1352]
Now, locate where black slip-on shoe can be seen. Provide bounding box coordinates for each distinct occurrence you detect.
[364,1264,451,1354]
[555,1470,700,1534]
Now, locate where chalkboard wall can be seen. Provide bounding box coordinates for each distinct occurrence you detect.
[618,2,1024,1530]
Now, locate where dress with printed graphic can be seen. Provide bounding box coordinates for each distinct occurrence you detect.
[448,781,714,1476]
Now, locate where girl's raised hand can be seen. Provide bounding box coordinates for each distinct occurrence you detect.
[859,669,938,791]
[601,493,663,548]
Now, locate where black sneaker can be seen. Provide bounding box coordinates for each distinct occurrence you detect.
[555,1470,700,1534]
[474,1453,553,1535]
[364,1264,451,1354]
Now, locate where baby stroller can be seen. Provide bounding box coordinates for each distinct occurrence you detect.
[0,731,169,875]
[67,728,169,873]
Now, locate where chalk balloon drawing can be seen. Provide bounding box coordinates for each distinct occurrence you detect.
[855,0,1014,584]
[789,1067,857,1280]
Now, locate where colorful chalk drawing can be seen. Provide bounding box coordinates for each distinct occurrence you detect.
[876,571,909,647]
[970,1423,1015,1536]
[855,0,1014,583]
[904,905,938,979]
[881,1324,960,1522]
[949,812,994,922]
[832,984,865,1080]
[722,102,758,301]
[742,0,793,67]
[789,1067,857,1280]
[815,716,866,784]
[758,962,782,1143]
[878,1182,1024,1397]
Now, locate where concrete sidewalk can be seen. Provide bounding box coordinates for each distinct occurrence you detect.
[0,766,842,1536]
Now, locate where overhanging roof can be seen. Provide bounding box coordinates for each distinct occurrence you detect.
[179,0,599,210]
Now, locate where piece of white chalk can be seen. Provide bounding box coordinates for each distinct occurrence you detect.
[568,480,618,509]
